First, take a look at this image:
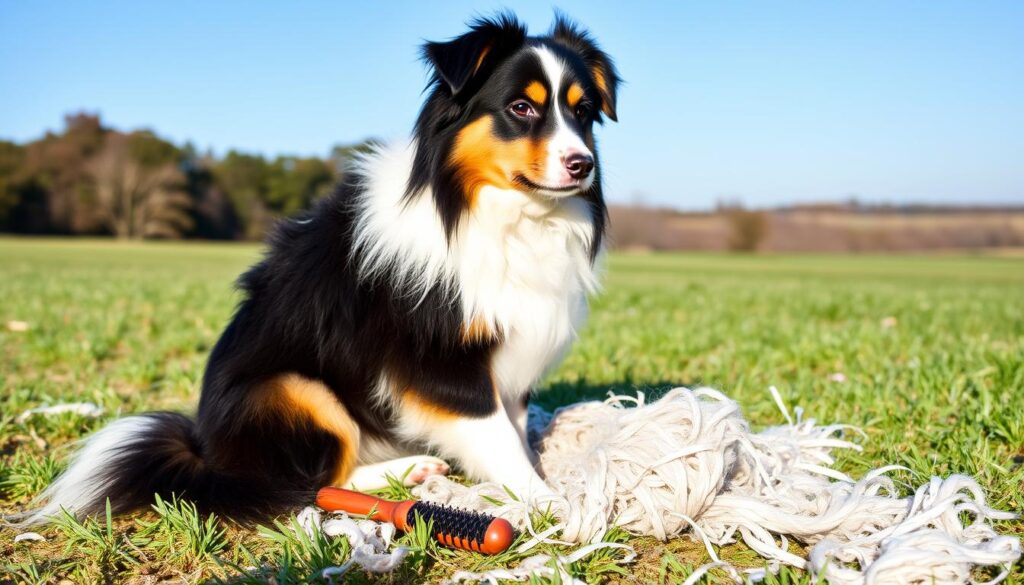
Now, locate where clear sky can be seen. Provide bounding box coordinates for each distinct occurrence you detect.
[1,1,1022,209]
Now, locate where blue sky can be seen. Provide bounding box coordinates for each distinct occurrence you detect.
[1,1,1021,209]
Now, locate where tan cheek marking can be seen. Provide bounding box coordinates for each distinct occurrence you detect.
[567,83,584,108]
[528,138,546,178]
[451,116,547,202]
[274,374,361,486]
[524,81,547,104]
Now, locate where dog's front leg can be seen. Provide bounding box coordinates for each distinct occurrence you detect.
[502,391,539,467]
[396,382,551,500]
[429,406,551,500]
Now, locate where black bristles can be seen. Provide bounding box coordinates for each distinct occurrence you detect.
[407,501,493,547]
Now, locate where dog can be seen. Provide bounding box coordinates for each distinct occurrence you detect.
[26,13,619,524]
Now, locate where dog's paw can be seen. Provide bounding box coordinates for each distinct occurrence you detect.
[404,456,450,485]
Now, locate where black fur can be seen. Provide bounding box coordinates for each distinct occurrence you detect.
[422,13,527,98]
[550,14,621,122]
[92,413,320,519]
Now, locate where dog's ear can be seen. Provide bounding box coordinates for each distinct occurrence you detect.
[551,14,620,122]
[423,14,527,97]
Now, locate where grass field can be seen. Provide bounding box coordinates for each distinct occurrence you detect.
[1,237,1022,584]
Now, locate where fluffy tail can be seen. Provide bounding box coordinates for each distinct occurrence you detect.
[15,412,310,525]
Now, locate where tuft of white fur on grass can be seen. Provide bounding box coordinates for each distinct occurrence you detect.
[16,402,104,424]
[14,416,155,526]
[13,532,46,543]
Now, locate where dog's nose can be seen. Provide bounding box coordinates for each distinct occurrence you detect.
[564,153,594,179]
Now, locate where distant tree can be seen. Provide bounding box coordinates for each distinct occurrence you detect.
[182,149,240,240]
[212,151,337,240]
[265,156,333,216]
[18,113,106,233]
[88,132,193,239]
[725,206,768,252]
[1,113,376,239]
[213,151,270,239]
[0,141,26,229]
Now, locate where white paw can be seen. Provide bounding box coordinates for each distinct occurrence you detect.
[404,456,450,486]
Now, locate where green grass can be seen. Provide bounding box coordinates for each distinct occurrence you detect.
[1,237,1022,583]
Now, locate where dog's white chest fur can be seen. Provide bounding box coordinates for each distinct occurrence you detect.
[353,143,600,399]
[458,186,598,398]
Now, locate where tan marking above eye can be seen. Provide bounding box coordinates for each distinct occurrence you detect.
[566,83,584,108]
[524,81,547,104]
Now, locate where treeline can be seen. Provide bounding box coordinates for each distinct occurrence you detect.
[0,113,370,240]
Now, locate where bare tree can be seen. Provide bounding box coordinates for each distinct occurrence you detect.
[88,133,193,239]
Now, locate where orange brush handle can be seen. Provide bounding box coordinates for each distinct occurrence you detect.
[315,486,515,555]
[316,486,416,528]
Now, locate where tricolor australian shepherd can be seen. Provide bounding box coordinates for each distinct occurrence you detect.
[27,13,619,523]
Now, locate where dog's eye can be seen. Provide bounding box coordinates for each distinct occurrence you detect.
[509,100,537,118]
[575,104,592,119]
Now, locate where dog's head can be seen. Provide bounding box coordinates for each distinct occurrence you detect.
[409,13,620,237]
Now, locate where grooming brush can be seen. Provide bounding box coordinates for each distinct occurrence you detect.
[315,486,515,554]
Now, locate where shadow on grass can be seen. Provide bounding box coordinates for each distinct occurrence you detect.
[534,378,704,411]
